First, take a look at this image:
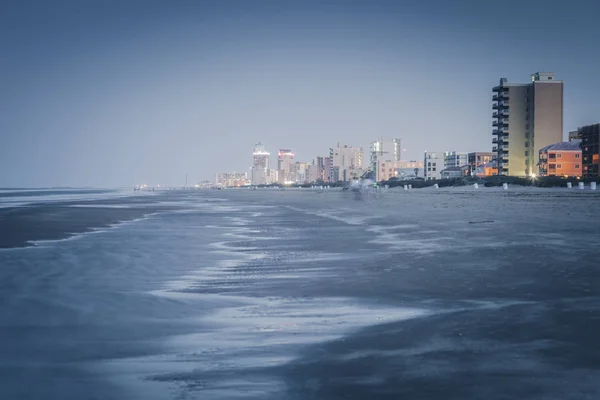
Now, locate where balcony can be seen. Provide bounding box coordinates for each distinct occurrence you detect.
[501,154,509,161]
[501,145,509,151]
[492,146,498,152]
[492,138,498,144]
[492,129,500,135]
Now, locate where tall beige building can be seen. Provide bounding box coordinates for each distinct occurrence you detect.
[492,72,563,177]
[331,143,363,182]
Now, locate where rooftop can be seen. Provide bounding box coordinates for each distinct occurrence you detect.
[441,166,465,172]
[540,140,582,152]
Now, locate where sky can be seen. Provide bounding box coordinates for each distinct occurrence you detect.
[1,0,599,187]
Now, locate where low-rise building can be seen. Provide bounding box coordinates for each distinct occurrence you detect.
[538,140,582,177]
[468,152,495,176]
[376,160,424,181]
[474,161,498,177]
[441,166,469,179]
[424,152,444,180]
[216,172,249,187]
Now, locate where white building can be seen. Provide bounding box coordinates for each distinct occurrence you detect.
[251,142,270,185]
[277,149,295,184]
[216,172,249,187]
[424,152,444,180]
[331,143,364,182]
[369,138,401,173]
[293,161,309,184]
[444,151,468,168]
[375,160,424,181]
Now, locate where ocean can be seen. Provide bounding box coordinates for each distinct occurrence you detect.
[1,186,599,399]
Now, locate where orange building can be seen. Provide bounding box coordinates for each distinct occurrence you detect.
[474,161,498,177]
[538,141,582,177]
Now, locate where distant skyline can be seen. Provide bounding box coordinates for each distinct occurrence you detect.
[2,0,600,187]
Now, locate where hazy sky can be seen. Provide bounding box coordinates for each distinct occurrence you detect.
[2,0,599,187]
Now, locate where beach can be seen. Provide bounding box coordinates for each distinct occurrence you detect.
[1,187,599,399]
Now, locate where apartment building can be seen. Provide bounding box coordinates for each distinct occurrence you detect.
[474,161,498,177]
[424,152,444,180]
[468,152,495,176]
[376,160,424,181]
[538,141,582,177]
[577,123,600,178]
[369,138,401,173]
[444,151,468,169]
[492,72,563,177]
[331,143,364,182]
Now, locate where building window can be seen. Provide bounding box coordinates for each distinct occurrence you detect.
[549,154,556,159]
[525,151,528,156]
[557,164,562,169]
[575,153,580,158]
[556,154,562,158]
[575,164,580,168]
[433,168,436,171]
[549,164,556,169]
[433,163,436,166]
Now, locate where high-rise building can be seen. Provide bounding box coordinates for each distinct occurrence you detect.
[492,72,563,177]
[293,161,309,184]
[331,143,364,182]
[578,123,600,178]
[424,152,444,180]
[306,164,319,183]
[468,152,495,176]
[369,138,401,173]
[443,151,468,169]
[251,142,270,185]
[277,149,295,184]
[315,156,331,183]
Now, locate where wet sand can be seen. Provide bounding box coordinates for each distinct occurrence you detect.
[1,187,599,399]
